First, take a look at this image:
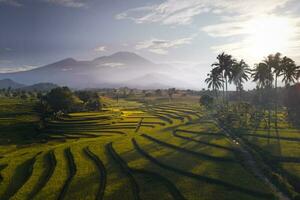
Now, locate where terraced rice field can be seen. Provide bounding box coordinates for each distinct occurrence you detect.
[0,98,299,199]
[240,119,300,194]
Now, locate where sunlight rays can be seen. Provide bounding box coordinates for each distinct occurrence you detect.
[246,15,296,59]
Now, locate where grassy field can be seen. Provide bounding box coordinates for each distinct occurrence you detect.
[239,116,300,195]
[0,97,299,199]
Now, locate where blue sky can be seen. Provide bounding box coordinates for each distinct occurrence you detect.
[1,0,300,88]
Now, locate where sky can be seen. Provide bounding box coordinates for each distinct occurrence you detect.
[1,0,300,89]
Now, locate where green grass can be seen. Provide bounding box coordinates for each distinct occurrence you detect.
[0,97,299,199]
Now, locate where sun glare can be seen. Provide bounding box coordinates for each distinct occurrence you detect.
[245,15,295,60]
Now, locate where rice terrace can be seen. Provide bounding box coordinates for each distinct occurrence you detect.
[1,0,300,199]
[0,89,299,200]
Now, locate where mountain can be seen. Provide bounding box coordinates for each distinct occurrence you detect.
[0,79,25,89]
[123,73,190,89]
[0,52,190,89]
[22,83,59,91]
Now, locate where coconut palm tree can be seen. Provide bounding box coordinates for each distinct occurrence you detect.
[211,52,235,102]
[266,53,282,88]
[252,62,273,89]
[205,67,223,97]
[252,62,273,134]
[265,53,281,129]
[230,59,251,100]
[281,56,299,86]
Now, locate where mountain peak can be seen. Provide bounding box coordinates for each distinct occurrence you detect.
[56,58,77,65]
[93,51,152,65]
[110,51,139,57]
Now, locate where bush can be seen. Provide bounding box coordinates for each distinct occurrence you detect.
[284,83,300,126]
[200,94,214,108]
[86,99,102,111]
[44,87,82,113]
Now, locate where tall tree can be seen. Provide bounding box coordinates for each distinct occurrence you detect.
[265,53,282,129]
[297,68,300,82]
[281,56,299,86]
[211,52,235,103]
[44,87,79,113]
[252,62,273,133]
[205,67,223,98]
[252,62,273,89]
[230,59,250,100]
[167,88,176,100]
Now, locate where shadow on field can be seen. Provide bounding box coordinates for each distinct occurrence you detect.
[0,121,39,145]
[106,142,186,200]
[131,138,274,199]
[1,154,39,200]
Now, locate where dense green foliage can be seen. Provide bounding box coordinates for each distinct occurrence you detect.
[199,94,213,108]
[284,83,300,126]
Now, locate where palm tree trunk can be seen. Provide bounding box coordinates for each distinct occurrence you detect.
[236,85,239,102]
[267,119,270,144]
[275,75,278,130]
[225,76,228,102]
[274,75,281,154]
[222,75,225,104]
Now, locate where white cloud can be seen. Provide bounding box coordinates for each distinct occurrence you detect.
[116,0,300,63]
[135,36,194,55]
[0,0,87,7]
[202,21,249,37]
[116,0,294,26]
[0,0,22,6]
[43,0,86,8]
[148,48,168,55]
[94,46,107,52]
[102,62,124,68]
[0,60,12,64]
[206,15,300,64]
[0,65,39,73]
[0,48,13,53]
[61,68,73,71]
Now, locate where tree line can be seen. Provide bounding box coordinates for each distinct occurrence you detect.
[204,52,300,127]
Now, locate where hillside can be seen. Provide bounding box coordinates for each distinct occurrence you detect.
[21,83,59,91]
[0,79,25,89]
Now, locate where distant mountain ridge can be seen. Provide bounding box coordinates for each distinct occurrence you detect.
[0,79,25,89]
[0,51,191,89]
[0,79,59,91]
[22,83,59,91]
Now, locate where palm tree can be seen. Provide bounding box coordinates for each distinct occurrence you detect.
[265,53,281,130]
[252,62,273,89]
[205,67,223,97]
[211,52,235,102]
[230,59,251,100]
[266,53,282,88]
[281,56,299,86]
[252,62,273,134]
[167,88,176,101]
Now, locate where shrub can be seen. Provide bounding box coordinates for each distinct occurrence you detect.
[200,94,214,108]
[284,83,300,126]
[44,87,82,113]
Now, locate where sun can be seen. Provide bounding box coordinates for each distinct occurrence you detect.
[245,15,295,60]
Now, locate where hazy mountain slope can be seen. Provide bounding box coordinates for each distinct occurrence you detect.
[21,83,59,91]
[0,79,25,89]
[0,52,189,89]
[123,73,191,89]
